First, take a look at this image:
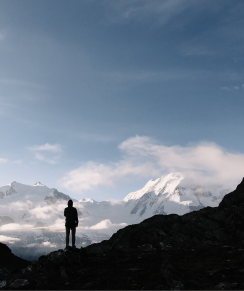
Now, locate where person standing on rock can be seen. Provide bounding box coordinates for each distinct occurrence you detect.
[64,199,78,249]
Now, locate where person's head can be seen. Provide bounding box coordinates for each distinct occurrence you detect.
[68,199,73,207]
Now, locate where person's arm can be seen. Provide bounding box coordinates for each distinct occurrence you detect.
[75,209,78,226]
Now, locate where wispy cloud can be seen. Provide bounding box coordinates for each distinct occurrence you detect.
[0,30,6,41]
[180,45,214,56]
[0,158,8,163]
[106,0,193,25]
[29,143,62,164]
[221,84,243,91]
[106,0,234,28]
[12,159,22,165]
[61,136,244,195]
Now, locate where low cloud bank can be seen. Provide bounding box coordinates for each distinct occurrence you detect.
[87,219,127,231]
[61,136,244,195]
[0,235,20,243]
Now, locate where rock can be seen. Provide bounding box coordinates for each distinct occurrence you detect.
[0,281,7,290]
[219,177,244,209]
[0,243,30,270]
[60,266,69,280]
[9,279,29,289]
[212,282,238,290]
[36,279,52,290]
[161,263,185,290]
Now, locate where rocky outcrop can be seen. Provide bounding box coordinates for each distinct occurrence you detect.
[219,177,244,209]
[1,178,244,290]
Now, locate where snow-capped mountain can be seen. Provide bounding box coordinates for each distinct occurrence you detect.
[0,173,228,260]
[123,172,226,221]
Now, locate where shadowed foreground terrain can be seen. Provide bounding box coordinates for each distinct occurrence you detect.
[0,243,29,271]
[1,178,244,290]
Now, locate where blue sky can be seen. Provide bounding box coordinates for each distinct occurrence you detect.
[0,0,244,200]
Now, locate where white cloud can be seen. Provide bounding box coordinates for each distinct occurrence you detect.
[0,235,20,243]
[26,242,57,248]
[0,158,8,163]
[1,223,33,231]
[88,219,127,230]
[61,160,159,193]
[61,136,244,194]
[30,143,62,153]
[29,143,62,164]
[41,241,56,247]
[234,86,239,90]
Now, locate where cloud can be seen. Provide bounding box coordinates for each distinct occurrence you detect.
[26,242,57,248]
[61,160,159,193]
[180,45,214,56]
[61,136,244,194]
[29,143,62,164]
[0,223,33,231]
[0,235,20,243]
[80,219,127,235]
[106,0,233,28]
[30,143,62,153]
[0,158,8,163]
[107,0,193,25]
[12,159,22,164]
[88,219,127,230]
[0,31,6,41]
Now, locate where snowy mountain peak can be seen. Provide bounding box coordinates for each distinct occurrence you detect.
[34,181,44,186]
[122,172,225,219]
[123,172,184,202]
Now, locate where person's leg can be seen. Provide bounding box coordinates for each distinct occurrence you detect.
[66,227,70,246]
[71,227,76,246]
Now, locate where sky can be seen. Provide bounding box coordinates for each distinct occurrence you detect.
[0,0,244,201]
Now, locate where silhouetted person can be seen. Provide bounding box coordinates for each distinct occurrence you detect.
[64,199,78,248]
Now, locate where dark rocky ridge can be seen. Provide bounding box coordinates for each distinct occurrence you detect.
[0,243,29,271]
[1,178,244,289]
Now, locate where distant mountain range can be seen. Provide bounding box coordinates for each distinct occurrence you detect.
[0,172,228,260]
